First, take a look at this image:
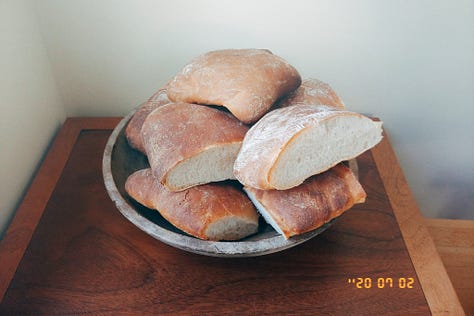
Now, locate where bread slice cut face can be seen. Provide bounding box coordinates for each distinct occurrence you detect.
[142,102,249,191]
[125,169,259,241]
[234,105,383,190]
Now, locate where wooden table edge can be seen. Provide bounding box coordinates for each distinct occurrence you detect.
[0,117,122,301]
[371,130,465,316]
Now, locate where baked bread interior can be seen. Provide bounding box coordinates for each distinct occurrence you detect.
[234,104,383,190]
[141,102,249,191]
[125,169,259,241]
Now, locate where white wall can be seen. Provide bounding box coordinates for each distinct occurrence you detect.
[34,0,474,219]
[0,0,65,237]
[0,0,472,237]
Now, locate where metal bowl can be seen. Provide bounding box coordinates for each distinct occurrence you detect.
[102,110,344,257]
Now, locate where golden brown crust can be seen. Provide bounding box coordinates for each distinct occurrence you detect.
[167,49,301,124]
[124,168,157,209]
[125,169,259,241]
[125,88,171,153]
[234,105,350,190]
[141,102,249,188]
[245,163,366,238]
[276,78,345,110]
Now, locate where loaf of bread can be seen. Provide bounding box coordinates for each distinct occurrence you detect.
[141,102,249,191]
[244,163,366,239]
[125,87,171,153]
[276,78,345,110]
[120,49,385,242]
[167,49,301,124]
[234,104,383,190]
[125,169,259,241]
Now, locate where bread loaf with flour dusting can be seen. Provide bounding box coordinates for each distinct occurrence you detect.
[244,163,366,239]
[167,49,301,124]
[126,169,259,241]
[142,102,249,191]
[125,87,171,153]
[234,104,383,190]
[276,78,345,110]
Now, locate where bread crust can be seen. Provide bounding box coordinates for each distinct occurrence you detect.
[125,169,259,241]
[276,78,345,110]
[245,163,366,239]
[167,49,301,124]
[141,102,249,190]
[234,105,364,190]
[125,87,171,153]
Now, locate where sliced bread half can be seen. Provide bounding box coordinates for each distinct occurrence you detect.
[142,102,249,191]
[234,104,383,190]
[125,169,259,241]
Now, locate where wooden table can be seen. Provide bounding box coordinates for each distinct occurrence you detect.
[425,218,474,315]
[0,118,466,315]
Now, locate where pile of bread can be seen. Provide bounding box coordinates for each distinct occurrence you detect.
[124,49,383,241]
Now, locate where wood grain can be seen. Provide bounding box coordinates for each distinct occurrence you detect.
[0,117,121,300]
[425,218,474,315]
[371,132,465,315]
[0,127,430,315]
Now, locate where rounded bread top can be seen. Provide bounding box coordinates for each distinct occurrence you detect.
[167,49,301,124]
[277,78,345,110]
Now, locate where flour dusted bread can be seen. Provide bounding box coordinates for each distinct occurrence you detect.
[234,105,383,190]
[245,163,366,239]
[141,102,249,191]
[277,78,345,110]
[125,87,171,153]
[125,169,259,241]
[167,49,301,124]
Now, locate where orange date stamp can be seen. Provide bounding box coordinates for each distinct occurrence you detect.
[347,277,415,289]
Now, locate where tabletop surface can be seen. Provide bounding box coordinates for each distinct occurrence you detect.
[0,118,465,315]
